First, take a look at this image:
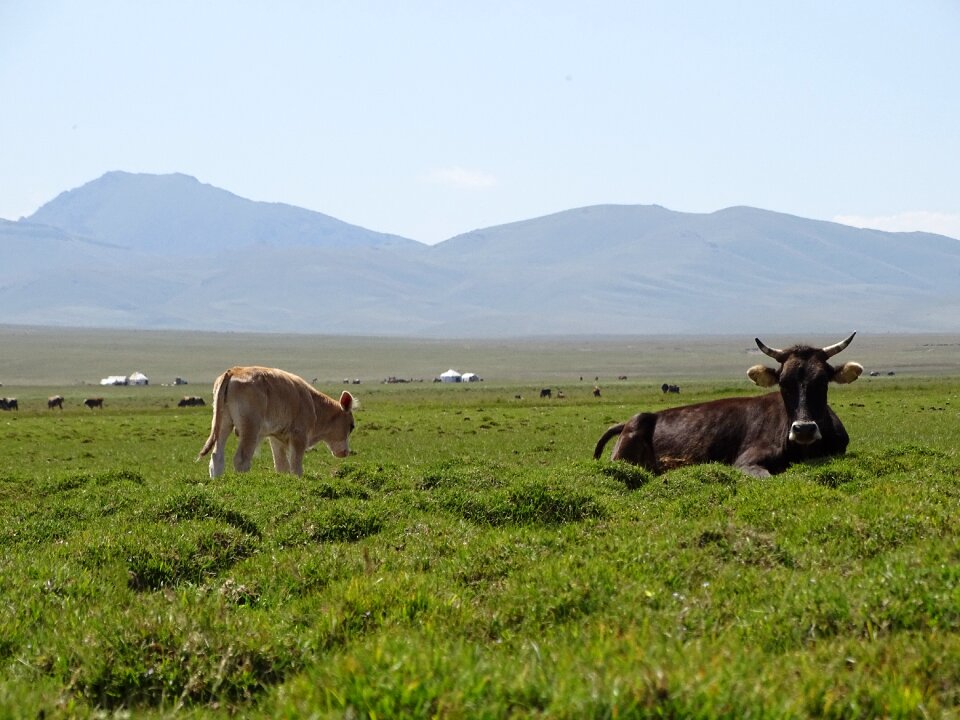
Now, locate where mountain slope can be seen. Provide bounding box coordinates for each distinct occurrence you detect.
[421,204,960,334]
[3,173,959,336]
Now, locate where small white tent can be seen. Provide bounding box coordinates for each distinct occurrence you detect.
[439,369,462,383]
[128,371,149,386]
[461,372,481,382]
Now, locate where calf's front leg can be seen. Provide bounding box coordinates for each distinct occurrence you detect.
[269,437,291,473]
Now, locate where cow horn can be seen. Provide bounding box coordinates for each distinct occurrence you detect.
[755,338,788,363]
[822,332,857,359]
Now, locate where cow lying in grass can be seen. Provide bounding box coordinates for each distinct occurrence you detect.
[198,366,356,478]
[594,333,863,477]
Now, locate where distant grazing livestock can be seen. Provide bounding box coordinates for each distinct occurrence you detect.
[84,398,104,409]
[661,383,681,394]
[0,398,18,411]
[594,333,862,477]
[47,395,64,410]
[593,386,602,398]
[540,388,552,398]
[197,366,356,478]
[177,396,206,407]
[617,375,628,381]
[556,391,566,399]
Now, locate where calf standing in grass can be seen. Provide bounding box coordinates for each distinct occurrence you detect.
[198,366,356,478]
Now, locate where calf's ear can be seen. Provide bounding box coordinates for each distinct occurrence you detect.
[747,365,779,388]
[832,362,863,384]
[339,390,354,411]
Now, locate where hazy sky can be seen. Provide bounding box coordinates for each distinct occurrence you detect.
[2,1,958,244]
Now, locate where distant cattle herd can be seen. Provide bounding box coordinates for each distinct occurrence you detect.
[0,395,212,411]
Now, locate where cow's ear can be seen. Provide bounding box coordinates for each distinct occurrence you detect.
[832,362,863,384]
[747,364,779,387]
[339,391,354,410]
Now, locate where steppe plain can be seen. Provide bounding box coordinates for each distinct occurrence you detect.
[1,326,959,718]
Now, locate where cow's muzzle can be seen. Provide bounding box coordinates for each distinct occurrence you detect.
[789,420,822,445]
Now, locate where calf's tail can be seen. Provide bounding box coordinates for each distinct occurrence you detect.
[593,423,625,459]
[197,369,231,460]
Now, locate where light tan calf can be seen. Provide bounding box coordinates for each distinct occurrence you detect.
[197,366,355,478]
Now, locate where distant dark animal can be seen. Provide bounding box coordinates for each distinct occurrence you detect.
[178,396,206,407]
[869,371,880,377]
[0,398,18,411]
[661,383,681,394]
[197,366,355,478]
[84,398,104,409]
[48,395,64,409]
[540,388,552,398]
[593,386,601,398]
[618,375,628,381]
[594,333,863,477]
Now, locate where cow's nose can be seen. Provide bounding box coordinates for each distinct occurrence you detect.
[789,420,822,444]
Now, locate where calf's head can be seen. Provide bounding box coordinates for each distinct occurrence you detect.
[747,332,863,445]
[322,390,356,458]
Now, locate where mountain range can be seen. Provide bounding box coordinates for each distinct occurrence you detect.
[3,171,959,336]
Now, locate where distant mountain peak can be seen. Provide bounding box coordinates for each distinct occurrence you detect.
[25,171,420,254]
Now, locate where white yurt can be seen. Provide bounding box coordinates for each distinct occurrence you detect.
[128,371,149,386]
[439,369,462,383]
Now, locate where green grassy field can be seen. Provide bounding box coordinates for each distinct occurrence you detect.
[1,329,959,718]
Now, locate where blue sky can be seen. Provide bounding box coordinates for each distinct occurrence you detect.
[2,1,958,244]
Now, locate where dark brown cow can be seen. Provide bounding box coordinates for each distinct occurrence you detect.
[594,333,863,477]
[178,396,206,407]
[48,395,64,410]
[84,397,104,409]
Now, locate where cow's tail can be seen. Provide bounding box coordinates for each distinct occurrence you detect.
[197,369,231,460]
[593,423,626,460]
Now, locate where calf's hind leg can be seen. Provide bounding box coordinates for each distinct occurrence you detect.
[232,420,261,473]
[208,422,233,479]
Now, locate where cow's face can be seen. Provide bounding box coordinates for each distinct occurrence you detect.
[324,391,356,458]
[747,333,862,445]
